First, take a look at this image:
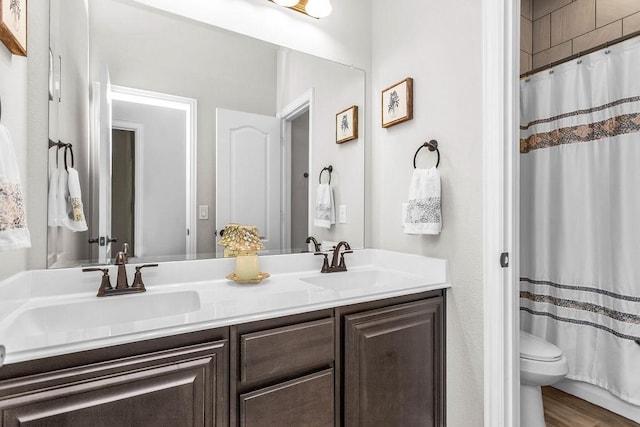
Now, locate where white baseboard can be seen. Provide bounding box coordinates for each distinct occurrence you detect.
[553,379,640,423]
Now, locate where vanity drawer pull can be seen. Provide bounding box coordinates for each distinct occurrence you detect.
[240,318,334,384]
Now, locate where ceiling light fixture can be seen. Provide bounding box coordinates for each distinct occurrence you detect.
[273,0,298,7]
[304,0,332,18]
[268,0,332,19]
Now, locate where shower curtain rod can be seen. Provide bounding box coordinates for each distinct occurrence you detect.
[520,29,640,79]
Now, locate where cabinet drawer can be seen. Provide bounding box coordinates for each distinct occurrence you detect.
[239,369,334,427]
[240,317,334,384]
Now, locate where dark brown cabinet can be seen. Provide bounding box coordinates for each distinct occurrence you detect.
[0,340,228,427]
[340,296,444,427]
[239,369,334,427]
[230,310,335,427]
[0,291,445,427]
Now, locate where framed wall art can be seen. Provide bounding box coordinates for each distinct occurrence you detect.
[381,77,413,128]
[0,0,27,56]
[336,105,358,144]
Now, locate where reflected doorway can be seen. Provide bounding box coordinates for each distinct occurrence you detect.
[290,111,309,251]
[111,128,136,257]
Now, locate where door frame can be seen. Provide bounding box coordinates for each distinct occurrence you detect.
[109,85,197,258]
[111,120,144,258]
[482,0,520,425]
[278,88,314,250]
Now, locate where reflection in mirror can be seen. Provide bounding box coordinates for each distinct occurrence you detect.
[47,0,365,268]
[107,86,196,264]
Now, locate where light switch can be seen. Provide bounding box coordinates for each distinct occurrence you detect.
[199,205,209,220]
[339,205,347,223]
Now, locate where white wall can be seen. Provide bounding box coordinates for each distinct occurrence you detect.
[112,101,187,257]
[370,1,485,425]
[0,0,49,280]
[48,0,91,267]
[0,38,28,280]
[89,0,278,255]
[132,0,372,70]
[279,49,365,249]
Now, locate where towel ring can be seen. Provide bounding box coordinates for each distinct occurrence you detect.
[63,144,74,171]
[319,165,333,184]
[48,139,68,168]
[413,139,440,169]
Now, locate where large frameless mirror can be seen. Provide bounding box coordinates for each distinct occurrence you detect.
[47,0,365,268]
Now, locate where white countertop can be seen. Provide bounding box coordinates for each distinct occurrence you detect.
[0,249,449,365]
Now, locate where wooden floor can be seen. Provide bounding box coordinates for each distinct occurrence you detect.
[542,386,640,426]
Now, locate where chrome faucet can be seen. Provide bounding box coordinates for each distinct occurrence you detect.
[314,240,353,273]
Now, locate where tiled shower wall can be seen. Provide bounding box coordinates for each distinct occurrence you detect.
[520,0,640,74]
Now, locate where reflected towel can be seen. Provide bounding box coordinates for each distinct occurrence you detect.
[0,124,31,251]
[47,161,59,227]
[56,167,68,226]
[60,167,88,232]
[314,183,335,229]
[404,167,441,235]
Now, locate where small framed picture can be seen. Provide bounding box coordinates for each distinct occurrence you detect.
[381,77,413,128]
[336,105,358,144]
[0,0,27,56]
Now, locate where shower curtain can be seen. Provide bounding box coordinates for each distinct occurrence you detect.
[520,36,640,406]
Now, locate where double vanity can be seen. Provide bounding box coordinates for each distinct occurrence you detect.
[0,250,449,426]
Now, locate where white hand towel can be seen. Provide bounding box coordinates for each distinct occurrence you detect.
[60,167,88,232]
[404,167,442,235]
[0,124,31,251]
[56,167,69,226]
[47,161,59,226]
[314,183,335,229]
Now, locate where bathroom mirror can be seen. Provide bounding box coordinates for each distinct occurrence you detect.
[47,0,365,268]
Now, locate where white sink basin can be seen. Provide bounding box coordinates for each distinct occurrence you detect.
[300,269,427,293]
[11,291,201,335]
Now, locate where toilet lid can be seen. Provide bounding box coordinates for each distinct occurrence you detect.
[520,331,563,362]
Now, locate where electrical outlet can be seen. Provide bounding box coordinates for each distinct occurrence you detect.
[339,205,347,223]
[198,205,209,220]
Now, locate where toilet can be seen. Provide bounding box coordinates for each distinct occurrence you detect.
[520,330,569,427]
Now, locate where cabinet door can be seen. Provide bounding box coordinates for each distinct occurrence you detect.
[239,369,334,427]
[0,340,227,427]
[343,298,443,427]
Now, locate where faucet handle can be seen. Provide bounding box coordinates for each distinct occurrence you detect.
[83,267,113,297]
[314,252,330,273]
[122,243,129,258]
[132,264,158,291]
[338,250,353,269]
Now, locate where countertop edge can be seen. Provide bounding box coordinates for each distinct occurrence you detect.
[2,282,450,366]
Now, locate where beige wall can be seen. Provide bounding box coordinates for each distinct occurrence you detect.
[521,0,640,73]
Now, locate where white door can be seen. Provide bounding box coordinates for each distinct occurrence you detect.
[216,108,282,253]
